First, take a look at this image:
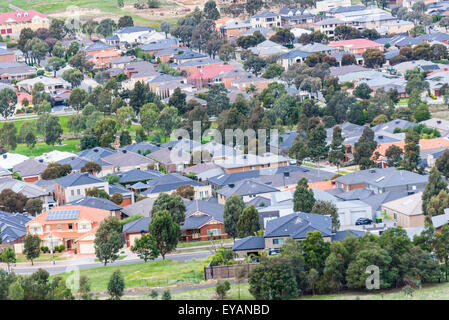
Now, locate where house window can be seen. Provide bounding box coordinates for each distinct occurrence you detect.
[68,223,73,230]
[71,190,74,196]
[208,228,221,237]
[57,224,62,231]
[77,189,81,195]
[46,225,50,232]
[273,238,284,245]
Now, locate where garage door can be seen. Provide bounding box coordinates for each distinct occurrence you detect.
[351,211,368,225]
[79,242,95,254]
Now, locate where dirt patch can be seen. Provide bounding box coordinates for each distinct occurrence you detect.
[47,8,118,23]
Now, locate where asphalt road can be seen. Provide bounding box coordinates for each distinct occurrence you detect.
[12,251,213,275]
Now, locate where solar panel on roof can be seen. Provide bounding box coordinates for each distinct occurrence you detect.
[46,210,80,221]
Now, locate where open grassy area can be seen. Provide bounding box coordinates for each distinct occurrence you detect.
[177,238,234,248]
[13,139,80,157]
[0,115,72,136]
[15,252,67,263]
[52,258,210,292]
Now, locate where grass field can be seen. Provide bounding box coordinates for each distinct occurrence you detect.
[176,238,234,248]
[0,115,72,136]
[52,258,210,292]
[13,139,80,157]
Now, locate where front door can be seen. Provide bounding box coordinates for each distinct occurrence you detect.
[66,240,72,250]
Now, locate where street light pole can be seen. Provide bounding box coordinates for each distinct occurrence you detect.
[49,233,55,265]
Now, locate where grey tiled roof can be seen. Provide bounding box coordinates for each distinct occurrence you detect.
[123,217,151,233]
[361,190,416,212]
[372,119,415,134]
[233,236,265,251]
[13,158,47,177]
[102,150,155,168]
[122,198,156,217]
[217,180,278,198]
[54,172,104,188]
[0,178,48,198]
[264,212,333,239]
[119,142,161,154]
[332,229,365,241]
[77,147,115,162]
[57,156,89,171]
[141,173,204,195]
[0,211,31,243]
[116,168,164,183]
[66,196,122,211]
[336,188,374,201]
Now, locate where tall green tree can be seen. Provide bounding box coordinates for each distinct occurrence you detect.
[44,115,63,148]
[328,125,345,173]
[23,234,41,266]
[131,233,160,262]
[353,127,377,170]
[223,195,245,239]
[436,149,449,179]
[311,200,340,232]
[400,128,420,172]
[151,193,186,225]
[108,270,124,300]
[422,166,448,218]
[237,205,261,238]
[149,210,180,260]
[0,88,17,120]
[94,217,123,266]
[293,177,315,213]
[434,224,449,281]
[0,122,17,150]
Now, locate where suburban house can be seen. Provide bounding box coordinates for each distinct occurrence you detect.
[0,10,49,37]
[177,58,224,76]
[220,19,251,40]
[66,196,123,219]
[233,212,333,257]
[111,26,156,44]
[381,192,425,228]
[183,163,224,182]
[12,158,47,182]
[248,40,289,57]
[101,149,155,172]
[147,147,190,173]
[108,184,135,207]
[17,76,70,94]
[334,167,428,193]
[84,42,121,69]
[140,173,212,200]
[420,118,449,136]
[328,38,384,54]
[140,38,179,56]
[278,50,311,69]
[26,205,112,254]
[187,64,235,88]
[119,142,160,155]
[53,172,109,205]
[315,0,352,12]
[250,11,281,29]
[0,211,31,245]
[0,178,51,211]
[216,179,279,205]
[123,216,152,247]
[0,48,15,62]
[0,62,36,81]
[214,153,290,174]
[181,200,227,242]
[115,168,164,187]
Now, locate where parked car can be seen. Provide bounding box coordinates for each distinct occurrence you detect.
[355,218,372,225]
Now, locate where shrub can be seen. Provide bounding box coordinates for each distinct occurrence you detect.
[330,173,342,180]
[53,245,59,252]
[59,244,66,252]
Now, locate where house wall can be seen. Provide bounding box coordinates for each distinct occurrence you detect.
[382,207,425,228]
[0,53,15,62]
[221,160,289,174]
[54,181,109,205]
[0,16,50,37]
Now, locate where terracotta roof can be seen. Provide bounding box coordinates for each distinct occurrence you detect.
[0,10,47,24]
[329,38,383,50]
[26,205,110,226]
[375,138,449,161]
[187,64,235,81]
[308,180,335,190]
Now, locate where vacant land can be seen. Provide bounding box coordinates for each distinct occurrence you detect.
[52,258,209,292]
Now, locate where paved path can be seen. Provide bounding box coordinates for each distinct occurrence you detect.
[6,251,213,275]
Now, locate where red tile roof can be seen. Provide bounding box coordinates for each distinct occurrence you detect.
[329,38,383,50]
[188,64,235,81]
[0,10,47,24]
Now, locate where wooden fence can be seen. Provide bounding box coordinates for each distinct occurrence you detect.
[204,263,259,280]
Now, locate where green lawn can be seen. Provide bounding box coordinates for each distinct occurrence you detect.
[177,238,234,248]
[52,258,210,292]
[0,115,72,136]
[14,139,80,157]
[15,252,67,263]
[124,283,254,300]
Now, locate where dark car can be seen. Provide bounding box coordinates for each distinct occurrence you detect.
[355,218,372,225]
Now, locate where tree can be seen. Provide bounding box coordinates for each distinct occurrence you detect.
[243,55,267,76]
[204,0,220,20]
[49,19,68,40]
[151,193,186,225]
[0,122,17,151]
[414,103,431,122]
[263,64,284,79]
[301,230,330,273]
[0,88,17,120]
[175,185,195,200]
[161,289,171,300]
[245,0,264,16]
[237,205,261,238]
[436,150,449,179]
[206,84,229,117]
[148,210,179,260]
[426,189,449,221]
[86,187,110,199]
[157,106,180,143]
[385,145,403,167]
[0,247,16,273]
[434,224,449,281]
[0,189,28,213]
[69,88,87,113]
[362,49,385,68]
[8,281,23,300]
[422,167,448,215]
[431,43,448,60]
[353,83,371,99]
[270,28,295,46]
[341,54,356,66]
[328,126,345,173]
[23,234,41,266]
[18,28,35,53]
[223,195,245,239]
[80,161,102,175]
[160,21,170,38]
[80,136,99,150]
[94,217,123,266]
[168,88,187,115]
[97,18,117,38]
[108,270,124,300]
[293,177,315,213]
[62,68,84,88]
[44,116,62,148]
[110,193,124,205]
[215,280,231,300]
[118,16,133,29]
[400,128,420,172]
[440,16,449,32]
[24,198,43,216]
[93,118,117,148]
[131,233,159,262]
[353,127,377,170]
[334,25,361,40]
[249,257,299,300]
[311,201,340,232]
[41,163,72,180]
[218,43,235,62]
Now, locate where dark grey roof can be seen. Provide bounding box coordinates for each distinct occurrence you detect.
[217,180,278,198]
[279,50,311,59]
[252,11,279,18]
[108,183,133,196]
[0,211,31,243]
[140,39,178,51]
[335,168,428,189]
[264,212,333,239]
[115,26,155,34]
[361,190,416,212]
[57,156,88,171]
[66,196,122,211]
[372,119,415,134]
[175,51,207,60]
[121,198,156,217]
[115,168,164,184]
[102,150,155,168]
[123,217,151,233]
[246,196,271,208]
[251,168,334,189]
[77,147,115,162]
[181,214,213,230]
[141,173,204,195]
[84,42,113,51]
[119,141,160,153]
[332,229,365,241]
[54,172,105,187]
[335,188,374,201]
[185,199,224,219]
[233,236,265,251]
[416,32,449,42]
